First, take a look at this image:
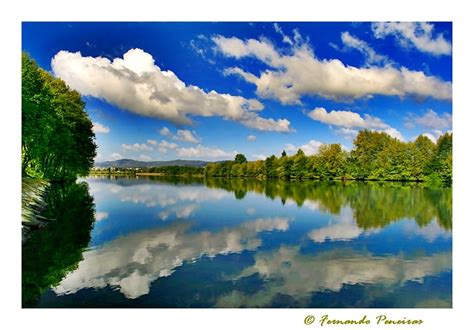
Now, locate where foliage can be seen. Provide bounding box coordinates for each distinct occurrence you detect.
[204,130,452,186]
[145,166,204,176]
[234,153,247,164]
[22,53,96,181]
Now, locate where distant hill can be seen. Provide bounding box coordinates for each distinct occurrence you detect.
[94,159,214,168]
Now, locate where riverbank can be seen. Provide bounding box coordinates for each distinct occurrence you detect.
[22,178,50,243]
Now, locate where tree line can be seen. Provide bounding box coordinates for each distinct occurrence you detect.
[204,130,452,186]
[22,53,96,181]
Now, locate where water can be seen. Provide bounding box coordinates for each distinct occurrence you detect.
[22,176,452,308]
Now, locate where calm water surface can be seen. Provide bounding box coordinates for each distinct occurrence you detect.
[23,176,452,308]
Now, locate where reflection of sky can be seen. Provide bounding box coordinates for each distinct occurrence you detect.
[216,247,451,307]
[54,217,290,299]
[49,177,452,307]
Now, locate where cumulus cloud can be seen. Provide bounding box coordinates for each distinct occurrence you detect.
[159,127,173,138]
[406,109,452,130]
[213,35,451,104]
[372,22,452,56]
[308,107,405,141]
[157,140,178,153]
[95,211,109,222]
[51,49,293,132]
[285,139,323,156]
[110,153,123,160]
[176,144,237,159]
[308,107,389,129]
[138,155,152,161]
[247,135,257,142]
[334,127,359,140]
[175,129,200,143]
[92,122,110,134]
[146,139,157,145]
[159,127,200,143]
[382,127,405,141]
[340,31,390,65]
[121,143,153,152]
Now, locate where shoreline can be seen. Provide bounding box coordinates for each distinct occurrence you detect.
[87,172,451,186]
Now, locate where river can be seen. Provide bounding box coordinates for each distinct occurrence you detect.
[22,176,452,308]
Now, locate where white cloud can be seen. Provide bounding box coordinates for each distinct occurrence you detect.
[309,107,405,141]
[381,127,405,141]
[122,143,153,152]
[158,128,200,144]
[247,135,257,142]
[52,49,292,132]
[158,140,178,153]
[175,129,200,144]
[176,144,237,159]
[138,155,152,161]
[146,139,158,145]
[159,127,173,138]
[110,153,123,160]
[308,107,389,129]
[95,211,109,222]
[213,35,451,104]
[340,31,390,65]
[407,109,452,130]
[252,154,267,160]
[273,23,294,45]
[92,122,110,134]
[242,116,293,132]
[285,139,323,156]
[335,127,359,140]
[372,22,452,56]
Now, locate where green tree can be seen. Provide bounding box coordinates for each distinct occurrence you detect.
[314,144,347,179]
[22,53,96,181]
[290,149,308,178]
[351,130,394,179]
[265,155,278,178]
[234,153,247,164]
[430,133,452,185]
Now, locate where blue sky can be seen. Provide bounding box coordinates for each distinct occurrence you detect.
[22,22,452,161]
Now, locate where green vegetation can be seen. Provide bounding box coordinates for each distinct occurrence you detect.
[205,130,452,186]
[89,165,205,176]
[22,182,95,307]
[140,165,204,176]
[22,53,96,181]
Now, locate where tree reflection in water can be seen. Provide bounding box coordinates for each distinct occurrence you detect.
[22,181,95,307]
